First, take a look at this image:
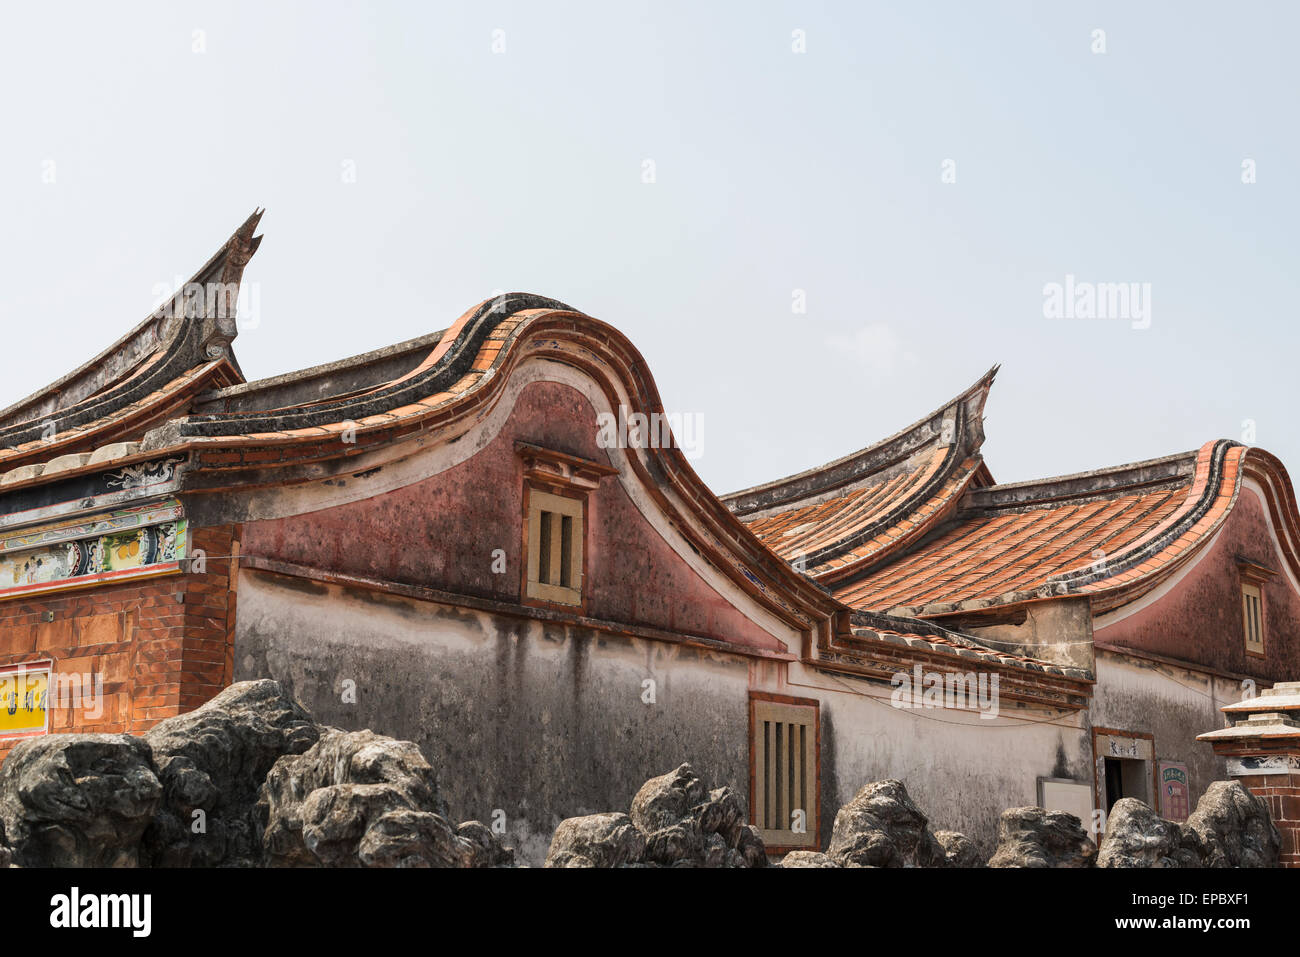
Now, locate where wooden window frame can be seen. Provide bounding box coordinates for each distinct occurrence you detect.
[1237,559,1274,660]
[749,692,820,853]
[516,442,616,613]
[1242,582,1265,658]
[524,487,585,607]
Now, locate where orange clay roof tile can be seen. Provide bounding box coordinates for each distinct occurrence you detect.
[833,481,1200,612]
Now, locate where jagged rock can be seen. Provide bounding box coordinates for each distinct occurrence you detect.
[987,807,1096,868]
[457,821,516,868]
[352,806,465,868]
[545,813,647,867]
[141,680,319,867]
[0,818,12,869]
[0,734,161,867]
[733,823,769,868]
[699,831,727,866]
[260,727,496,868]
[545,764,766,867]
[643,822,703,865]
[1097,798,1204,868]
[935,829,985,867]
[1184,781,1280,868]
[825,780,947,867]
[779,850,841,868]
[697,786,745,837]
[630,764,707,838]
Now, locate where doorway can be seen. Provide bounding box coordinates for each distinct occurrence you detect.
[1103,756,1151,811]
[1092,727,1156,818]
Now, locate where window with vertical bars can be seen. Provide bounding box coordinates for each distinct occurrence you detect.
[1242,582,1264,655]
[526,489,584,606]
[751,698,818,849]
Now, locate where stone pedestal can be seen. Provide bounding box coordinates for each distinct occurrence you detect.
[1198,681,1300,867]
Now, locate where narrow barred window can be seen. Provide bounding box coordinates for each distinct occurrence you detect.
[526,489,584,606]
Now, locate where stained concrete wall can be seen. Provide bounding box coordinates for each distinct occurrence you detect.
[234,567,1096,861]
[233,568,752,865]
[777,662,1093,856]
[963,597,1095,672]
[1089,650,1236,815]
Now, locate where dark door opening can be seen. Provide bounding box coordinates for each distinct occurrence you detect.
[1103,756,1151,811]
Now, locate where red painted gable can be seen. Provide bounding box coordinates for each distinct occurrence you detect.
[241,380,786,653]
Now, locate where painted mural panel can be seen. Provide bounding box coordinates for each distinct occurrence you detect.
[0,501,183,554]
[0,519,186,599]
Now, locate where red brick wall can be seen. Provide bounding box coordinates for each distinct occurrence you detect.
[1241,772,1300,867]
[180,524,240,714]
[0,523,239,763]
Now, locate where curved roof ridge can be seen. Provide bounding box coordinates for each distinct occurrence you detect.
[724,367,997,586]
[721,363,998,516]
[1239,446,1300,589]
[0,210,263,448]
[1049,439,1241,592]
[965,447,1200,511]
[192,327,449,416]
[161,293,576,438]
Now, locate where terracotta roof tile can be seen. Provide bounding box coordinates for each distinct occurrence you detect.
[835,484,1193,612]
[831,441,1248,615]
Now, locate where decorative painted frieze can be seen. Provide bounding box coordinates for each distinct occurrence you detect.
[0,501,184,556]
[0,515,187,601]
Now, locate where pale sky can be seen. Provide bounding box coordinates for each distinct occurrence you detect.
[1,1,1295,494]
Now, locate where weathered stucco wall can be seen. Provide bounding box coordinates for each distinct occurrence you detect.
[234,568,752,865]
[1089,650,1235,814]
[778,661,1093,855]
[963,596,1095,671]
[235,566,1092,860]
[218,366,1151,861]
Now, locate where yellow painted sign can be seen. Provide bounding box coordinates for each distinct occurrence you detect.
[0,668,48,735]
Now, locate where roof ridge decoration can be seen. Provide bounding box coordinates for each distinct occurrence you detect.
[723,364,998,515]
[0,210,263,455]
[722,366,998,584]
[963,448,1199,511]
[145,292,576,444]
